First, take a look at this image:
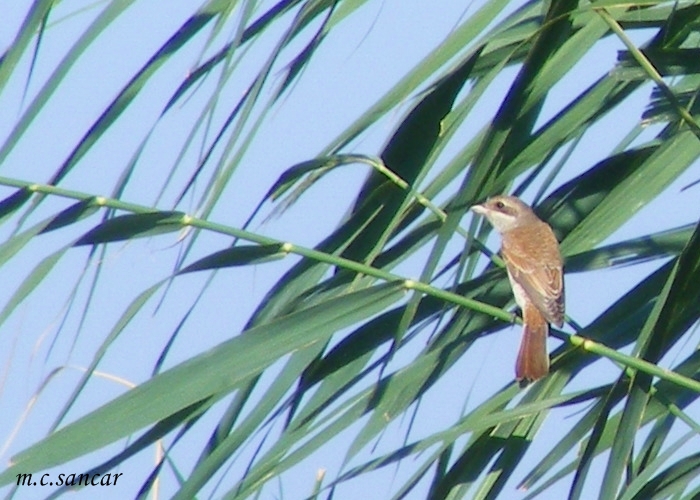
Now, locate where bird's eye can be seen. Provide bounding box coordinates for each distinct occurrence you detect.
[495,201,505,209]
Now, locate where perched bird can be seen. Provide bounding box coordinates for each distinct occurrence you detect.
[471,195,564,381]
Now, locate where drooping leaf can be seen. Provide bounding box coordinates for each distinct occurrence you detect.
[179,244,287,273]
[75,211,185,245]
[0,281,404,482]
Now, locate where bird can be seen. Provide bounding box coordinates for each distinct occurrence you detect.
[471,195,564,381]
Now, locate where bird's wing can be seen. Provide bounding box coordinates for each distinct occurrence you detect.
[501,224,564,326]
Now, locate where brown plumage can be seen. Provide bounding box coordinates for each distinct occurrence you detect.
[471,195,564,381]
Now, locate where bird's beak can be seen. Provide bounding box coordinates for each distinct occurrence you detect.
[470,203,487,215]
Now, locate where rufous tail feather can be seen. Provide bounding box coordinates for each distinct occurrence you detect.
[516,302,549,381]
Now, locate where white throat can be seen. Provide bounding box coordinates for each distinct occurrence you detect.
[485,210,519,233]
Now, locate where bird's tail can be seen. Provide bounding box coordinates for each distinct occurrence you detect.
[516,302,550,381]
